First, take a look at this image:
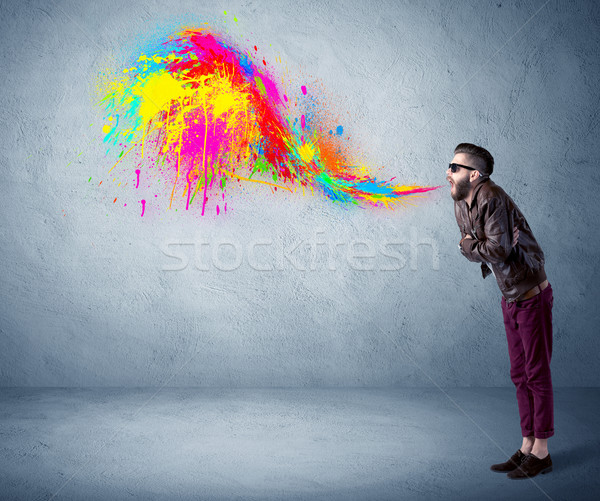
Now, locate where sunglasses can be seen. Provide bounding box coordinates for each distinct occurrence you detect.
[449,163,477,173]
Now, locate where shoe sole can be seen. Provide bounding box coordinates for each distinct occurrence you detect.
[508,466,553,479]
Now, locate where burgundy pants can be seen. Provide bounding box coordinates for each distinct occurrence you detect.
[501,283,554,439]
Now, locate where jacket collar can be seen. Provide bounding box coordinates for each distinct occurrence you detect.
[466,177,490,210]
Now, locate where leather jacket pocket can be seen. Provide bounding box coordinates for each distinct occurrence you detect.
[504,252,528,288]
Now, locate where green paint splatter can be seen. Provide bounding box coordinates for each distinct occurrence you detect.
[320,172,333,185]
[254,76,266,97]
[250,156,271,178]
[88,177,92,182]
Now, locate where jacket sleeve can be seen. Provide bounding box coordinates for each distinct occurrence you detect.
[460,197,513,264]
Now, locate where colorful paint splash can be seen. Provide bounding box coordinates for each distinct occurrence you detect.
[96,27,440,216]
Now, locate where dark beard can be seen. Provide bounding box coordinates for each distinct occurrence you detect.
[451,177,471,201]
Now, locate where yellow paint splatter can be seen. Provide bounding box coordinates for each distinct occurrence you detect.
[102,124,111,134]
[137,72,191,125]
[298,142,315,163]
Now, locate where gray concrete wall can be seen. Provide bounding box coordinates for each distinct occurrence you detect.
[1,0,599,386]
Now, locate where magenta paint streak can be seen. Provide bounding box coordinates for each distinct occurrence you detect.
[186,182,191,210]
[135,168,140,188]
[140,199,146,217]
[202,170,208,216]
[301,85,307,95]
[216,204,220,215]
[301,115,305,130]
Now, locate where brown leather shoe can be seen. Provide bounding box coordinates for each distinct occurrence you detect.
[507,453,553,479]
[490,449,527,472]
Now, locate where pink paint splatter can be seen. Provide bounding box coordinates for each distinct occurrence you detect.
[135,169,140,188]
[140,199,146,217]
[301,85,307,95]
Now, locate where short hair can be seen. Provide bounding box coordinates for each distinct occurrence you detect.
[454,143,494,177]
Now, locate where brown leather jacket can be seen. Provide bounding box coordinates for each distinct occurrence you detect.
[454,177,546,302]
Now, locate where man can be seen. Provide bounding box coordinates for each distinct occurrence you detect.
[447,143,554,479]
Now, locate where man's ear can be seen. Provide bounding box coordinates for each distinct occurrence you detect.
[471,170,480,182]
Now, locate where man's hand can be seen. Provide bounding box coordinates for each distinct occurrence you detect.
[513,226,520,248]
[459,234,473,248]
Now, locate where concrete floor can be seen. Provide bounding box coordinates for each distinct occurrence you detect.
[0,388,598,500]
